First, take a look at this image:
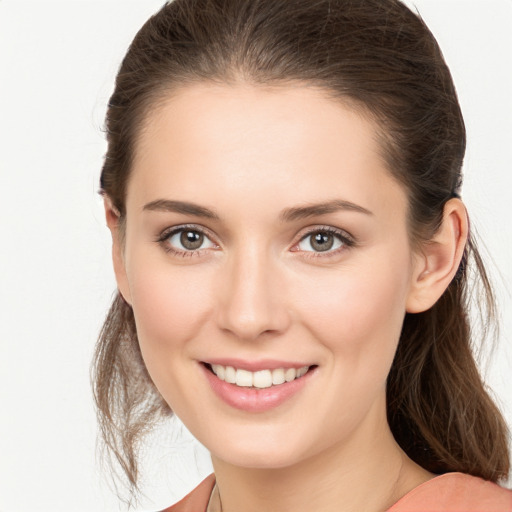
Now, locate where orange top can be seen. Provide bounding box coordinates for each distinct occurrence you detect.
[161,472,512,512]
[388,472,512,511]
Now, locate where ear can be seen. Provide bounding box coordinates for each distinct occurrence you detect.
[104,196,132,306]
[406,198,468,313]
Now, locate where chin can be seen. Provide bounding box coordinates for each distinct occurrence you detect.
[207,430,309,470]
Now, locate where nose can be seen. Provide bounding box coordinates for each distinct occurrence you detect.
[215,246,291,342]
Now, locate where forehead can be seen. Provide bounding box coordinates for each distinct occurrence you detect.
[135,82,378,171]
[128,82,406,223]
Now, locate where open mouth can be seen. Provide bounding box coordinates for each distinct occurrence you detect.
[202,362,317,389]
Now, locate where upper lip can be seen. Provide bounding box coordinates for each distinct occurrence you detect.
[202,358,314,372]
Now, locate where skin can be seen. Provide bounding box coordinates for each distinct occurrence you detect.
[106,82,468,512]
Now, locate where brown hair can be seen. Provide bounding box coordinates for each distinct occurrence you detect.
[93,0,510,497]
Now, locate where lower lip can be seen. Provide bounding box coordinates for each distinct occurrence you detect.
[201,364,316,413]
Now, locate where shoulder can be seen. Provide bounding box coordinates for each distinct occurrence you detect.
[388,472,512,512]
[160,474,216,512]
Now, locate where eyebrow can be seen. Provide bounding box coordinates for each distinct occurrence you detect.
[279,199,373,222]
[142,198,373,221]
[143,199,220,219]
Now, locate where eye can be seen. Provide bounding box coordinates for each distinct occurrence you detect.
[294,227,354,257]
[157,225,217,257]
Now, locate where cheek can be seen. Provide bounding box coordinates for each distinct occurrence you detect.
[126,258,218,417]
[296,250,411,368]
[284,251,412,445]
[126,252,214,370]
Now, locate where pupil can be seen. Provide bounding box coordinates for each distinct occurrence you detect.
[312,232,333,252]
[180,230,203,250]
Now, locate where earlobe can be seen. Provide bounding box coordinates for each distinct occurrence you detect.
[103,196,132,306]
[406,198,468,313]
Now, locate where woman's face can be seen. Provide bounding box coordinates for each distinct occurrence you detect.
[116,83,423,469]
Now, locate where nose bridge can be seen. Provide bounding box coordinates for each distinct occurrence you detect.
[215,241,289,341]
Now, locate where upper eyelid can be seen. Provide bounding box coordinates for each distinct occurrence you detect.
[158,224,216,241]
[298,225,355,245]
[157,224,354,241]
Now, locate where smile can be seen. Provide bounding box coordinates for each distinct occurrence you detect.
[209,364,310,389]
[201,361,318,412]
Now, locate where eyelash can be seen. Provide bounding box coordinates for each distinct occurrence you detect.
[156,224,217,259]
[295,227,355,259]
[156,224,355,259]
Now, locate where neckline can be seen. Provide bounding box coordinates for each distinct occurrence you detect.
[205,472,473,512]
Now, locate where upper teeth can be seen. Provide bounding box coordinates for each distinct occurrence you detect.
[210,364,310,389]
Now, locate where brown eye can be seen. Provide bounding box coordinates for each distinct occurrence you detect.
[159,226,217,255]
[310,232,335,252]
[180,230,204,250]
[296,228,353,255]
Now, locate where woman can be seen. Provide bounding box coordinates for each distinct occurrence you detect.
[93,0,512,510]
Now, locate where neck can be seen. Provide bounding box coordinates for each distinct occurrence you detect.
[210,400,433,512]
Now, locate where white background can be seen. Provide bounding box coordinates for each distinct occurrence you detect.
[0,1,511,510]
